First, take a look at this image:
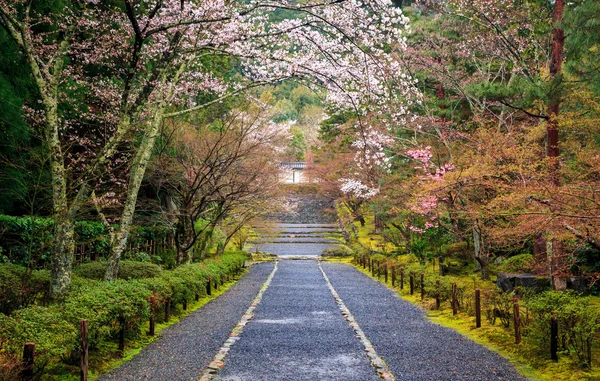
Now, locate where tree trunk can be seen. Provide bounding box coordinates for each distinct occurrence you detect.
[357,215,366,227]
[374,214,384,233]
[46,98,75,296]
[51,218,75,296]
[546,0,565,186]
[195,224,216,262]
[473,220,489,280]
[338,218,351,243]
[105,106,165,280]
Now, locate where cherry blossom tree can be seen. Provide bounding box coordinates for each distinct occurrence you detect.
[0,0,415,293]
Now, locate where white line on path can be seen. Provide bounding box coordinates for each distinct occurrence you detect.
[318,261,397,381]
[199,261,279,381]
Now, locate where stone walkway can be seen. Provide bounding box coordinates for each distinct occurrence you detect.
[214,260,380,381]
[100,192,527,380]
[101,259,528,381]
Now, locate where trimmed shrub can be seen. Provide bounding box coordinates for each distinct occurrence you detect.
[63,279,151,348]
[0,252,245,380]
[170,264,208,304]
[0,264,50,315]
[322,245,353,257]
[0,306,77,375]
[442,241,471,259]
[483,288,514,327]
[425,276,452,304]
[73,260,162,280]
[0,266,20,315]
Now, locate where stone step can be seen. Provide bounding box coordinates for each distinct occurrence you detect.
[251,238,342,244]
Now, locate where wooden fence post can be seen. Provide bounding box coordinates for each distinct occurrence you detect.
[118,317,125,354]
[384,264,388,284]
[80,320,88,381]
[149,312,155,336]
[452,282,458,315]
[475,289,481,328]
[391,265,396,286]
[22,342,35,381]
[409,274,414,295]
[513,298,521,344]
[165,300,171,322]
[435,280,441,309]
[551,312,558,361]
[371,259,375,277]
[206,280,212,296]
[400,269,404,290]
[420,272,425,301]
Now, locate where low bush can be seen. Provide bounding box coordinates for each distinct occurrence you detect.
[0,306,77,375]
[425,276,452,304]
[442,241,471,260]
[63,279,151,348]
[525,290,600,368]
[350,243,369,257]
[498,254,535,273]
[483,288,514,327]
[323,246,353,257]
[170,264,208,304]
[73,260,162,280]
[0,252,246,379]
[370,253,388,263]
[0,264,50,315]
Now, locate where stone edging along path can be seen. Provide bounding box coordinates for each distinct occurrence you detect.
[199,261,280,381]
[318,260,396,381]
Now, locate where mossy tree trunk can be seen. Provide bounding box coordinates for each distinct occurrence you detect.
[1,14,79,296]
[104,106,165,280]
[473,220,489,280]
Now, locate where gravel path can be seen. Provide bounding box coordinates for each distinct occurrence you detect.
[99,262,275,381]
[321,262,528,381]
[215,260,380,381]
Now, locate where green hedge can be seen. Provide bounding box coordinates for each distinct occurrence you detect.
[0,264,50,315]
[0,306,77,376]
[63,279,152,349]
[0,252,246,378]
[73,260,163,280]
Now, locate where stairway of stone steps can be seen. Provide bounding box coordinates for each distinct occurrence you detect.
[250,194,346,258]
[250,223,345,258]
